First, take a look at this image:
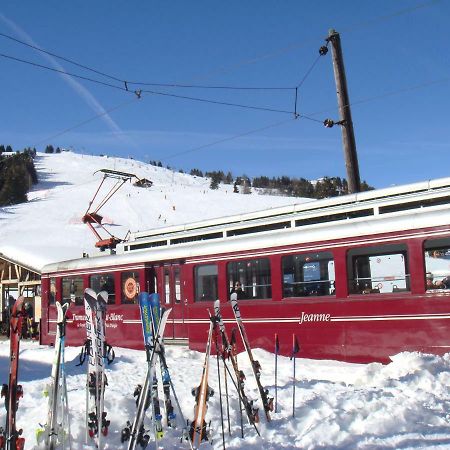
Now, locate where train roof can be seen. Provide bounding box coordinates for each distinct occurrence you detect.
[41,177,450,275]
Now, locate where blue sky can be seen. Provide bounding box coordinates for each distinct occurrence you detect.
[0,1,449,188]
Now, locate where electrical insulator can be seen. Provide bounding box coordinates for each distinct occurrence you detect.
[319,46,328,56]
[323,119,334,128]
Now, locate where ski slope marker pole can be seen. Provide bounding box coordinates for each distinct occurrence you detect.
[274,333,279,413]
[290,334,300,418]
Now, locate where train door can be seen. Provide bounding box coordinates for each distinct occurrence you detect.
[161,264,187,339]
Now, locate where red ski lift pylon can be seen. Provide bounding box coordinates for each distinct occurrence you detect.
[82,169,141,251]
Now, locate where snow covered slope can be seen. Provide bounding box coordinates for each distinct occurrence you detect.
[0,152,305,270]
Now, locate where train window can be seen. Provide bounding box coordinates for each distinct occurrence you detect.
[90,274,115,303]
[424,239,450,291]
[174,267,181,303]
[122,271,140,304]
[282,252,335,298]
[347,244,410,294]
[227,258,271,300]
[195,264,218,302]
[164,269,171,304]
[195,265,218,302]
[49,278,56,304]
[62,277,84,305]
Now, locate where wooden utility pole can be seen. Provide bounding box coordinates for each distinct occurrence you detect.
[327,29,361,193]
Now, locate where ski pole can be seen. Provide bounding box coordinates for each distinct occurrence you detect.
[223,360,231,436]
[159,350,194,450]
[230,328,244,439]
[210,310,226,450]
[290,334,300,418]
[216,345,226,450]
[274,333,279,413]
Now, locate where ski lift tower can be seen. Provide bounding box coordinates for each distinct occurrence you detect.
[82,169,149,251]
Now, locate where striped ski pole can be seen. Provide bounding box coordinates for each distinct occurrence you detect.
[290,334,300,418]
[274,333,279,413]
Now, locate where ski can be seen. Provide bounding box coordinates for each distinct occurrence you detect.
[1,296,26,450]
[150,293,193,448]
[189,316,215,448]
[230,293,273,422]
[159,353,176,428]
[157,344,194,449]
[149,294,164,441]
[214,300,260,430]
[36,300,71,449]
[122,292,171,450]
[82,288,111,449]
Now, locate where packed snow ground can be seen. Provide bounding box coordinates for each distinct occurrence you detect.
[1,340,450,449]
[0,152,305,270]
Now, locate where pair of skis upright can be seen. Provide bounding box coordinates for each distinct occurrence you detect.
[213,300,260,434]
[0,297,26,450]
[122,292,191,450]
[229,293,274,422]
[189,294,272,447]
[36,300,72,449]
[82,288,114,449]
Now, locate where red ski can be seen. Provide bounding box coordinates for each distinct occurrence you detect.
[0,296,26,450]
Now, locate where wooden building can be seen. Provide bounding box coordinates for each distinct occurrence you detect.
[0,252,42,323]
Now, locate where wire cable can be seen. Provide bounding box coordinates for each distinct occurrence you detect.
[304,74,450,120]
[0,52,128,92]
[0,52,295,115]
[139,87,295,115]
[160,116,303,162]
[0,30,293,91]
[296,52,324,89]
[0,0,440,92]
[32,97,139,147]
[0,31,124,84]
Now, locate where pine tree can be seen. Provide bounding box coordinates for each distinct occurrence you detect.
[225,171,233,184]
[0,163,29,206]
[209,172,221,190]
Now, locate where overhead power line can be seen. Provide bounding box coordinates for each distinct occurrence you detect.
[182,0,442,83]
[0,31,293,91]
[32,97,140,148]
[0,52,129,92]
[160,117,298,162]
[0,51,297,115]
[0,31,124,84]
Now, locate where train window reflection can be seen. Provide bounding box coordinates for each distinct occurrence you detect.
[347,245,410,294]
[62,277,84,305]
[227,258,271,300]
[195,264,218,302]
[282,252,335,298]
[424,240,450,291]
[90,274,115,303]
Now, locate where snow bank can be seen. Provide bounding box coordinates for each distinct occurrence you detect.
[1,341,449,449]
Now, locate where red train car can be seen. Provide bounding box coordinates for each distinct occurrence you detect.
[41,177,450,363]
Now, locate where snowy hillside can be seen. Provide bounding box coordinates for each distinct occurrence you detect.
[0,152,305,270]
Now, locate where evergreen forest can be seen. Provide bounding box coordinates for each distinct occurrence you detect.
[0,145,38,207]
